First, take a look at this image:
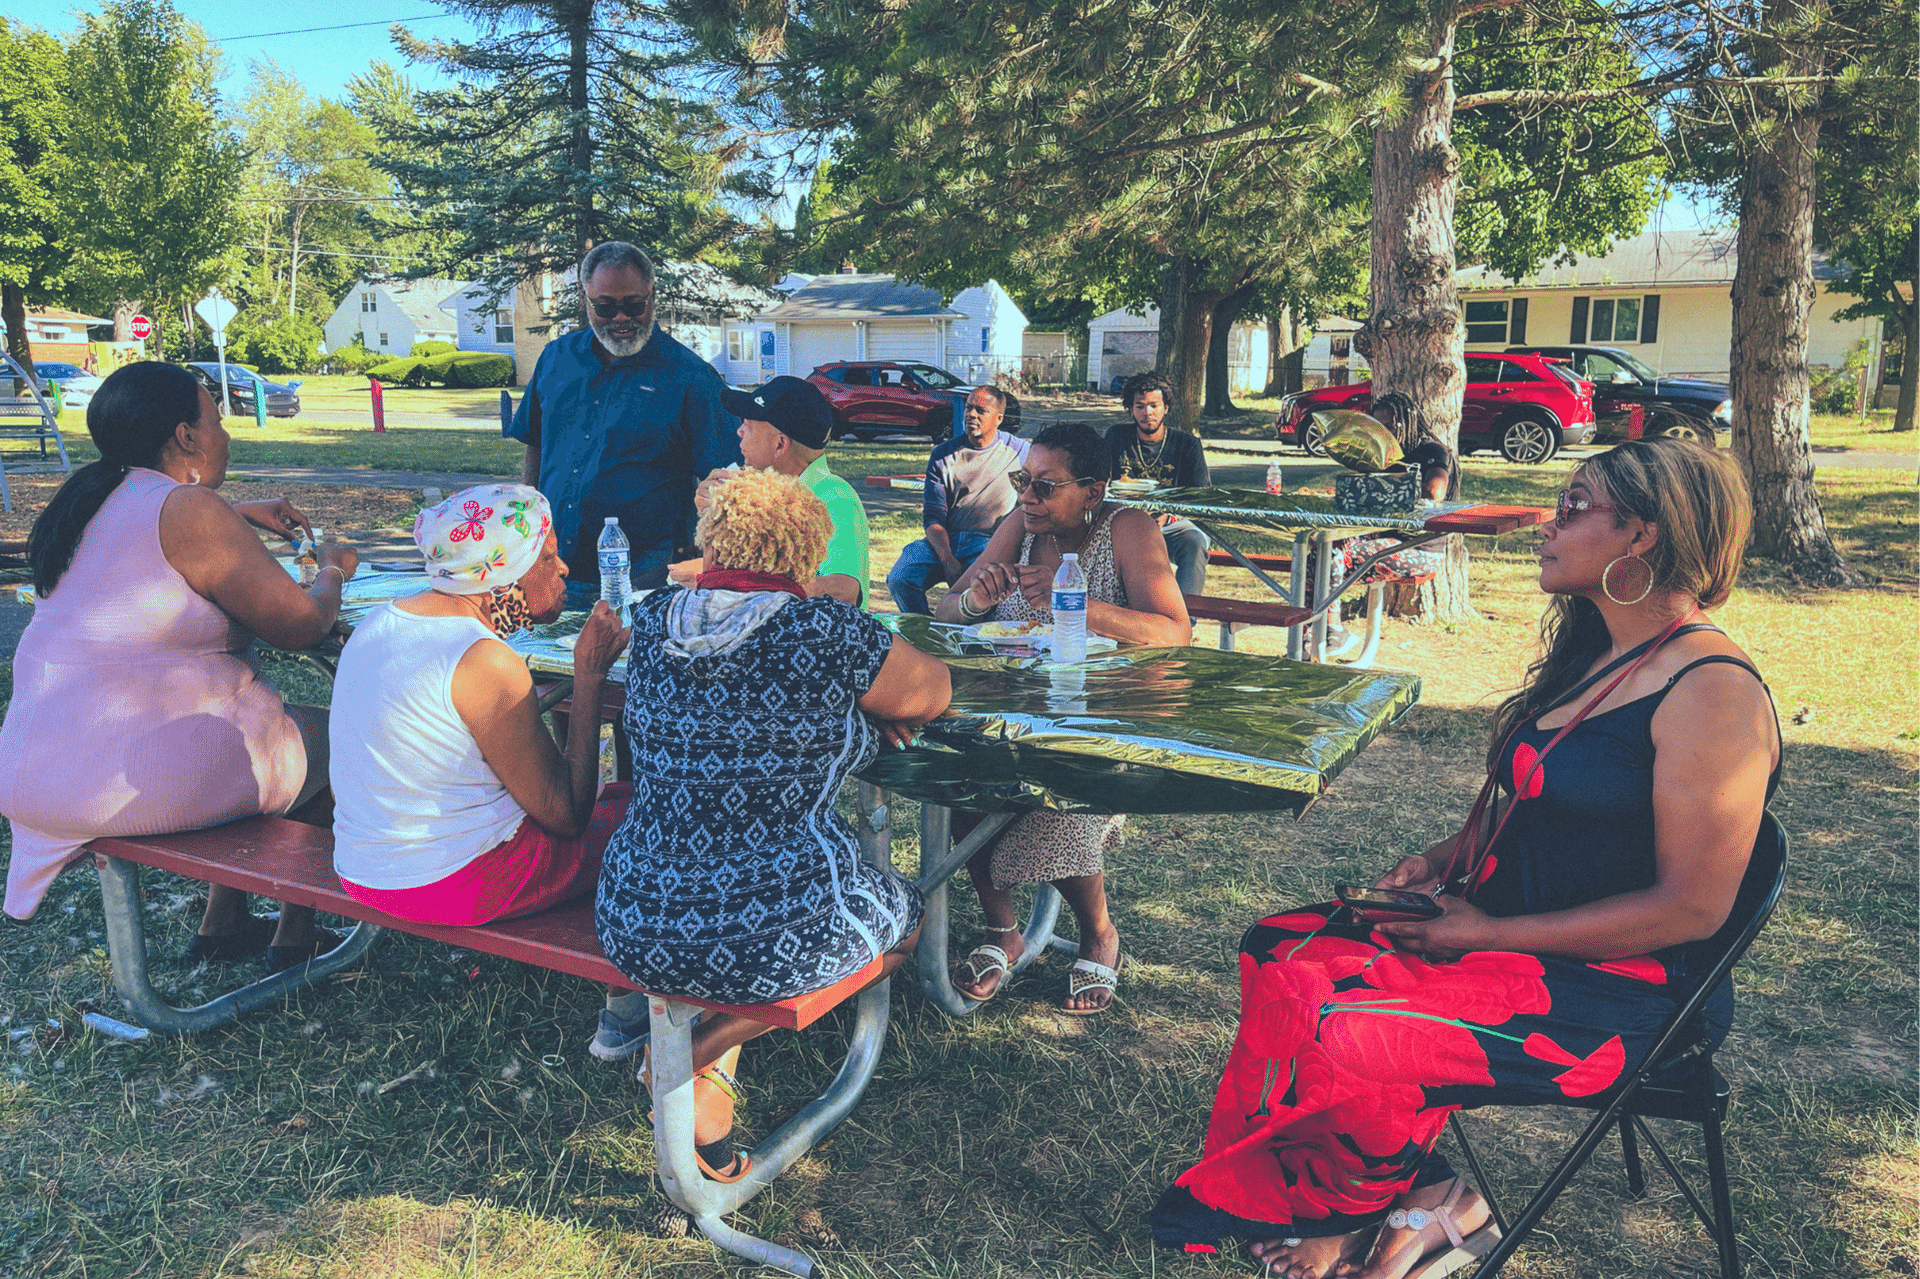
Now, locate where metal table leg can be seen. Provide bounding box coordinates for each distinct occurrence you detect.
[1310,531,1335,661]
[913,803,1074,1017]
[94,854,381,1034]
[1288,531,1309,660]
[648,980,892,1277]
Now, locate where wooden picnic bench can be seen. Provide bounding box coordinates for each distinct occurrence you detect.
[86,811,897,1277]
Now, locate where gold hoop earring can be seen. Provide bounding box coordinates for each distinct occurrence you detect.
[1083,505,1095,526]
[1602,554,1654,606]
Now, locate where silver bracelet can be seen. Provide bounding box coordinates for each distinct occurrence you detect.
[956,587,991,621]
[314,565,346,588]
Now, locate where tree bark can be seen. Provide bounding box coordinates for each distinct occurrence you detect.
[1731,25,1864,587]
[2,284,30,384]
[1155,254,1223,436]
[1203,282,1257,416]
[1892,304,1917,432]
[1356,8,1473,624]
[567,0,595,257]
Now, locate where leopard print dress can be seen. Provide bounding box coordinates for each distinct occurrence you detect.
[983,505,1128,888]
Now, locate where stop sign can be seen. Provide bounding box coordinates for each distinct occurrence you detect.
[130,315,153,340]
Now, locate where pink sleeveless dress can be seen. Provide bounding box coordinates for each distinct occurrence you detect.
[0,469,307,918]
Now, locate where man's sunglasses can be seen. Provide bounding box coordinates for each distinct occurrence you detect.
[589,296,653,319]
[1009,471,1098,500]
[1554,489,1631,527]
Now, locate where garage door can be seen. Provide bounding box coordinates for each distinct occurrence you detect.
[788,325,850,377]
[868,323,938,365]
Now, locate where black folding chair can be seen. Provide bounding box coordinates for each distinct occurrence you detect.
[1447,810,1789,1279]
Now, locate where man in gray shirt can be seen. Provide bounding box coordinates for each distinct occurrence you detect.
[885,386,1029,614]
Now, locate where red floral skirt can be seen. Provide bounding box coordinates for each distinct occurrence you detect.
[1149,902,1677,1253]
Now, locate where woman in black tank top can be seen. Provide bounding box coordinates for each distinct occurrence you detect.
[1150,440,1782,1279]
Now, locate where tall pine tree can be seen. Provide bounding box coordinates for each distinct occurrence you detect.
[364,0,774,301]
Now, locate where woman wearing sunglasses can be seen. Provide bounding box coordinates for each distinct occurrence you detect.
[1148,438,1781,1279]
[933,421,1189,1013]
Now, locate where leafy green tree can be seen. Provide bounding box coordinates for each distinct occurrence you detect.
[223,308,324,374]
[361,0,773,302]
[0,18,68,375]
[1813,87,1917,432]
[59,0,244,351]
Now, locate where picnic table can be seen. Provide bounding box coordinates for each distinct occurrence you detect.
[74,567,1420,1275]
[1107,487,1551,661]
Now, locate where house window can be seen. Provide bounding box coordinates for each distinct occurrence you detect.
[361,291,376,313]
[1464,297,1529,344]
[1574,295,1660,344]
[378,332,389,347]
[495,310,514,344]
[727,329,752,363]
[981,326,992,354]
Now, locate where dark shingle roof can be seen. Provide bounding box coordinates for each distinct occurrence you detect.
[756,274,965,320]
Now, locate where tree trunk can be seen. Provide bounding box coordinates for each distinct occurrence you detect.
[1356,9,1472,623]
[113,300,135,343]
[1731,31,1864,587]
[1264,312,1286,395]
[1155,254,1223,436]
[2,284,30,383]
[1203,282,1257,416]
[567,0,595,257]
[1267,308,1311,394]
[1893,305,1917,432]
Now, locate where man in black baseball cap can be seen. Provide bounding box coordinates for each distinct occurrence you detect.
[683,376,869,604]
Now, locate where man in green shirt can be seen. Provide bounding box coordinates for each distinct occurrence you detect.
[692,376,869,605]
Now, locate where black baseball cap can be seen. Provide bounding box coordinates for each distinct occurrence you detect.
[721,376,835,449]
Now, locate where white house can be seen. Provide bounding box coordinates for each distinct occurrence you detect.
[751,273,1027,382]
[322,277,467,356]
[442,284,518,357]
[1455,227,1879,382]
[1085,304,1301,395]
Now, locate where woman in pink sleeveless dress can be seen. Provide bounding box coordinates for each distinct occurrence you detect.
[0,362,359,971]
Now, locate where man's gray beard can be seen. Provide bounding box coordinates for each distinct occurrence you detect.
[590,319,652,359]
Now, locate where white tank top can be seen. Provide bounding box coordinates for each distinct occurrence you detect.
[329,604,528,889]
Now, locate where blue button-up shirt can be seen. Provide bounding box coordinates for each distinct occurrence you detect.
[506,327,741,599]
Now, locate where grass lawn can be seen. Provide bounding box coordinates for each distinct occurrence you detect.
[0,445,1911,1276]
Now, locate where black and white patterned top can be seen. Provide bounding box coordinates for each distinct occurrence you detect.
[595,589,923,1004]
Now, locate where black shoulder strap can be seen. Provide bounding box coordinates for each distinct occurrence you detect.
[1662,653,1762,690]
[1538,622,1722,717]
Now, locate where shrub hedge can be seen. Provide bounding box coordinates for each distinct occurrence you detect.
[411,340,456,358]
[363,351,515,389]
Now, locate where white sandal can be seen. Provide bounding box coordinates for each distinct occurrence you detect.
[1060,956,1122,1016]
[1372,1177,1501,1279]
[953,943,1012,1001]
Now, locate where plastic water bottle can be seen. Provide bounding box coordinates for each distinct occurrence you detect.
[1050,552,1088,663]
[1266,461,1284,495]
[598,517,631,622]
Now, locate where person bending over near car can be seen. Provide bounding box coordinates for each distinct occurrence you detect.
[1148,439,1780,1279]
[328,485,630,927]
[1108,370,1211,596]
[885,385,1029,614]
[0,361,353,973]
[597,466,950,1181]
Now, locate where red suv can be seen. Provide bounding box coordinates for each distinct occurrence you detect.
[1274,352,1596,464]
[807,361,978,441]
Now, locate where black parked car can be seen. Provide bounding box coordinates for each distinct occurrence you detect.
[1505,345,1728,444]
[183,362,302,418]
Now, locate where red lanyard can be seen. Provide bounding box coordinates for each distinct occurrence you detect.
[1444,609,1701,896]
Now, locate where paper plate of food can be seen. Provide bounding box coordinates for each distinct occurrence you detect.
[960,620,1115,654]
[1107,478,1160,495]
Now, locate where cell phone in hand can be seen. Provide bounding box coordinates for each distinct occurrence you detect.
[1335,884,1445,923]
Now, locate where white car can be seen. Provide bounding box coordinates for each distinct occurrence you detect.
[33,361,104,411]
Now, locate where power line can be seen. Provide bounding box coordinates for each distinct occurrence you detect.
[217,15,454,42]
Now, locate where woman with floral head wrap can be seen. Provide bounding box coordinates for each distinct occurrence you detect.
[596,467,951,1182]
[327,484,630,926]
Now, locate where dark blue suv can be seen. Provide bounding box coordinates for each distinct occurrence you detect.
[1506,345,1729,444]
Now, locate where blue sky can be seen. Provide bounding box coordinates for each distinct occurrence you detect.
[7,0,481,101]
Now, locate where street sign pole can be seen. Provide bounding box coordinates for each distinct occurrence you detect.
[194,289,238,421]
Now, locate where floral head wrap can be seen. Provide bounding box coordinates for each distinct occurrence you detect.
[415,484,553,594]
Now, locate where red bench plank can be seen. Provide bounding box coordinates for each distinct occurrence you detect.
[1422,505,1551,536]
[1205,549,1292,571]
[88,817,868,1031]
[1182,594,1313,628]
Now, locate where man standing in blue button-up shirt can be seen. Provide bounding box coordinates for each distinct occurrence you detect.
[506,242,742,604]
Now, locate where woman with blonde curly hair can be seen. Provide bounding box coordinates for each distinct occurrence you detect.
[595,467,951,1181]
